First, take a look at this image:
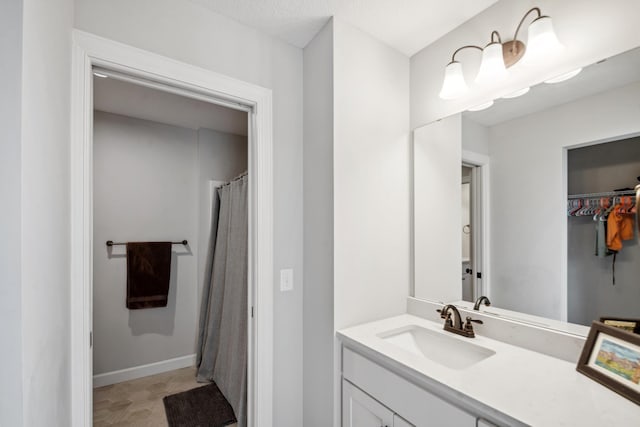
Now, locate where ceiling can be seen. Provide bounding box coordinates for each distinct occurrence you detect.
[93,76,248,136]
[464,46,640,127]
[189,0,498,56]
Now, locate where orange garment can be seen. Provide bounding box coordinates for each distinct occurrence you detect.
[606,205,635,251]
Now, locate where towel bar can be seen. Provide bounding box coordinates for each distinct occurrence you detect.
[106,240,188,246]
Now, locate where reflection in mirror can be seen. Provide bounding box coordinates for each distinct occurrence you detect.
[413,46,640,330]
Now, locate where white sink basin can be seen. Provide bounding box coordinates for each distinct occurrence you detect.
[378,325,495,370]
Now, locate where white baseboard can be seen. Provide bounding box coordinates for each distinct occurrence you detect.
[93,354,196,388]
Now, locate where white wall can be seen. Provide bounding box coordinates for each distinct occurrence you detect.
[92,112,246,375]
[413,115,462,302]
[20,0,74,424]
[75,2,303,424]
[0,1,23,425]
[301,18,411,426]
[333,18,410,425]
[302,20,334,427]
[462,118,489,155]
[488,82,640,319]
[333,18,410,333]
[411,0,640,128]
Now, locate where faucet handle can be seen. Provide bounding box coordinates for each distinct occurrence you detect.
[463,316,482,337]
[465,316,483,325]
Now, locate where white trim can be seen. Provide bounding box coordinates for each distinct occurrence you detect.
[461,150,491,300]
[93,355,196,388]
[70,30,274,427]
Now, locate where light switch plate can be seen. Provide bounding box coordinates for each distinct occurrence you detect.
[280,269,293,291]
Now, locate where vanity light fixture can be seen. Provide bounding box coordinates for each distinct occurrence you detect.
[544,67,583,84]
[439,6,563,100]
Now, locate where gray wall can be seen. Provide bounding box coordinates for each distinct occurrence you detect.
[567,136,640,325]
[75,2,304,424]
[93,111,246,374]
[0,0,23,425]
[303,20,334,426]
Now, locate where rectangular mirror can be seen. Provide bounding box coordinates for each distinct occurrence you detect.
[413,46,640,330]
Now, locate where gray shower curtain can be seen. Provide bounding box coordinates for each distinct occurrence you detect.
[196,174,247,427]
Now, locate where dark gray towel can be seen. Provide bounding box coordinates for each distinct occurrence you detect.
[126,242,172,309]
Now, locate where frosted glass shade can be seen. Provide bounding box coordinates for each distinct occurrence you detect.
[439,61,468,99]
[475,43,507,84]
[523,16,563,64]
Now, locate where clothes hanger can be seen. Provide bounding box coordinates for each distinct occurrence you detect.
[569,199,583,216]
[593,197,608,221]
[602,196,618,218]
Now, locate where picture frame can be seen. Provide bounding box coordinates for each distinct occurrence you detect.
[599,317,640,334]
[577,321,640,405]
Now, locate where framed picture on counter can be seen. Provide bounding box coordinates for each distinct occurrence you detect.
[600,317,640,334]
[577,321,640,405]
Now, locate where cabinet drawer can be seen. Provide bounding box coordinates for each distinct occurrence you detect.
[343,347,475,427]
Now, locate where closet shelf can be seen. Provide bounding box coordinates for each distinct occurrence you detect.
[567,190,636,200]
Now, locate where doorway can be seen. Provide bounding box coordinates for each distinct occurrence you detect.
[461,165,474,301]
[91,70,249,425]
[70,31,274,427]
[460,153,489,303]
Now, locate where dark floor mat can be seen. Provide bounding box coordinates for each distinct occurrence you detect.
[163,382,237,427]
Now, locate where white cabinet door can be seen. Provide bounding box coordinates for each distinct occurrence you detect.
[343,379,394,427]
[393,414,414,427]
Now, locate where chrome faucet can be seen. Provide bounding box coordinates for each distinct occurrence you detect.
[473,296,491,311]
[437,304,483,338]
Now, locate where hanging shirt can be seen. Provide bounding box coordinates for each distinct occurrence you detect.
[606,205,635,251]
[595,217,613,257]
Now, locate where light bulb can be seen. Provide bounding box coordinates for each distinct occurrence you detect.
[475,43,508,85]
[439,61,469,100]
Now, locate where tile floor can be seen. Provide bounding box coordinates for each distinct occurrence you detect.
[93,367,238,427]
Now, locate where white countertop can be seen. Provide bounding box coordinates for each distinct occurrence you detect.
[337,314,640,427]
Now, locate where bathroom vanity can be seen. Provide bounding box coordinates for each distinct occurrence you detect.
[337,299,640,427]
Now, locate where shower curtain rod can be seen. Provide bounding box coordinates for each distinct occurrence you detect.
[218,171,248,188]
[106,240,188,246]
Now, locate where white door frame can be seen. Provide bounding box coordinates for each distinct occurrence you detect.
[70,30,274,427]
[461,150,490,299]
